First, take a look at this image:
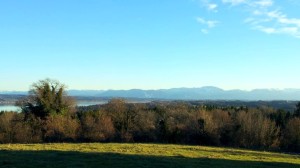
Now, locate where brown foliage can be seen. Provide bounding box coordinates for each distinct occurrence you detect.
[80,112,115,142]
[195,109,232,145]
[0,112,42,143]
[234,109,279,148]
[44,115,79,142]
[106,99,136,142]
[282,117,300,151]
[2,99,300,153]
[0,112,15,143]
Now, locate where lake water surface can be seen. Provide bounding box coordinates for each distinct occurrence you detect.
[0,100,150,112]
[0,105,22,112]
[77,101,108,106]
[0,101,107,112]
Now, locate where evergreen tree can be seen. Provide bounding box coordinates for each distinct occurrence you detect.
[17,79,75,119]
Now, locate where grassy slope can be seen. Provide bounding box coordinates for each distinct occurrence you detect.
[0,143,299,168]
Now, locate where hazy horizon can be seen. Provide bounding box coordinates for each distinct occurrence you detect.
[1,85,300,93]
[1,0,299,91]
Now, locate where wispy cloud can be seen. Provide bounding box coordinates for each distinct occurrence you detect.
[197,17,219,34]
[201,29,209,34]
[251,10,300,38]
[199,0,218,12]
[208,3,218,11]
[200,0,300,38]
[254,0,273,7]
[222,0,247,6]
[197,17,218,28]
[287,0,300,6]
[239,1,300,38]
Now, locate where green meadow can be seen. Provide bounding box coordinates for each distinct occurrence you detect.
[0,143,299,168]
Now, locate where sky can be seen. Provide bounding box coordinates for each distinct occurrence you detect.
[1,0,300,91]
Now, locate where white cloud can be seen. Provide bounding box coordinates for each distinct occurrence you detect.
[255,25,300,38]
[208,3,218,11]
[266,11,300,27]
[254,0,273,7]
[221,0,300,38]
[222,0,247,6]
[195,0,300,38]
[200,0,218,12]
[197,17,219,34]
[197,17,218,28]
[249,9,300,38]
[255,26,276,34]
[201,29,209,34]
[222,0,273,7]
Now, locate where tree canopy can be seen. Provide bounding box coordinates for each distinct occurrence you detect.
[17,79,75,119]
[294,102,300,117]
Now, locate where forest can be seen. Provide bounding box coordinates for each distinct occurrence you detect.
[0,79,300,153]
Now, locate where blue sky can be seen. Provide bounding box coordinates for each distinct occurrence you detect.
[1,0,300,91]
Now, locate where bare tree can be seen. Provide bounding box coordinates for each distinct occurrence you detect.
[282,118,300,151]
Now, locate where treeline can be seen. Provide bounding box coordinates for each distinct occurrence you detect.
[1,100,300,151]
[0,79,300,153]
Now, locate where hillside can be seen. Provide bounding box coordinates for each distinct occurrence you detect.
[0,143,299,168]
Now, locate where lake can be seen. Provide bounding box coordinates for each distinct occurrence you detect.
[0,100,150,112]
[77,101,108,106]
[0,101,107,112]
[0,105,22,112]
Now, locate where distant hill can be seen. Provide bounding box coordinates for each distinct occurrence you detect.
[0,91,27,95]
[0,94,26,105]
[67,87,300,101]
[2,87,300,100]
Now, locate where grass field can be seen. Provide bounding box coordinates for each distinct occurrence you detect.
[0,143,299,168]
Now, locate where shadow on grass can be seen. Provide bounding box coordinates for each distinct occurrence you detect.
[0,150,298,168]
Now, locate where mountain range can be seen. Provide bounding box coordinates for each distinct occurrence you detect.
[1,87,300,100]
[69,87,300,100]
